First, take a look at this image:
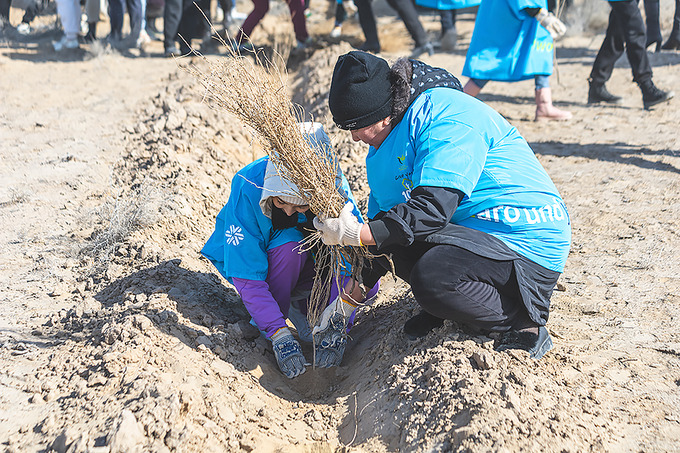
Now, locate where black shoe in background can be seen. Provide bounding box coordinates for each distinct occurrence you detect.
[403,310,444,340]
[587,81,623,105]
[639,80,675,110]
[661,37,680,50]
[358,41,381,53]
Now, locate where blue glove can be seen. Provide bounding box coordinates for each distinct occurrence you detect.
[270,328,306,378]
[312,296,356,368]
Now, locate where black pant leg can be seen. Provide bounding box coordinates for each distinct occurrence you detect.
[385,0,428,47]
[408,244,534,334]
[672,0,680,40]
[0,0,10,21]
[613,0,652,83]
[164,0,183,49]
[354,0,380,47]
[590,6,626,84]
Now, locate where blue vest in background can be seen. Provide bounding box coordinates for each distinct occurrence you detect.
[366,88,571,272]
[462,0,553,81]
[414,0,480,10]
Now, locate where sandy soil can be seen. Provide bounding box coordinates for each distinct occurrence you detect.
[1,0,680,451]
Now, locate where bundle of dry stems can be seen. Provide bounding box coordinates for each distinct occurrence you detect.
[187,43,369,334]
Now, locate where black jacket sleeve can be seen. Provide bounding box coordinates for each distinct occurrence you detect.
[368,186,464,250]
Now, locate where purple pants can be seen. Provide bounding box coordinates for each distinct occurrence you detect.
[235,0,308,43]
[234,241,379,338]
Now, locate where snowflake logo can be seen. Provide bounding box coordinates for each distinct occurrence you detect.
[225,225,244,246]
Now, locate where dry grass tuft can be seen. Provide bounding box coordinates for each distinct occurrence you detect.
[81,180,169,277]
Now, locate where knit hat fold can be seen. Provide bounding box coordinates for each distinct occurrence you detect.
[329,51,393,130]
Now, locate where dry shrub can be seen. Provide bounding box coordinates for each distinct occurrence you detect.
[81,180,170,276]
[186,44,369,335]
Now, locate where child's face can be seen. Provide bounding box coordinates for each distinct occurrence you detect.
[272,197,310,217]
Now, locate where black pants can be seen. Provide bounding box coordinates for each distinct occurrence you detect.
[671,0,680,41]
[354,0,380,48]
[0,0,10,21]
[590,0,653,85]
[385,0,428,47]
[363,242,535,334]
[164,0,211,51]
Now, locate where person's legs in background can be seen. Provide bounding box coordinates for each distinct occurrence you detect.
[284,0,308,45]
[643,0,662,51]
[588,4,626,104]
[53,0,81,49]
[463,77,487,97]
[384,0,433,57]
[163,0,182,54]
[662,0,680,49]
[609,0,673,109]
[534,74,572,121]
[331,0,345,37]
[354,0,380,52]
[439,8,456,51]
[83,0,103,41]
[145,0,164,41]
[0,0,11,29]
[234,0,269,44]
[125,0,143,45]
[108,0,125,41]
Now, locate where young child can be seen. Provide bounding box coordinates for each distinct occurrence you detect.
[202,122,377,378]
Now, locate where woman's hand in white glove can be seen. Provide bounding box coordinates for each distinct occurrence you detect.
[313,201,363,247]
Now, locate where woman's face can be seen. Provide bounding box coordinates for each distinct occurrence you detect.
[272,197,310,217]
[350,116,392,149]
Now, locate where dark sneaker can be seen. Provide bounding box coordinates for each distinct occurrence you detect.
[403,310,444,340]
[494,326,553,359]
[164,46,179,58]
[410,42,434,59]
[358,41,381,53]
[588,82,623,105]
[640,80,674,110]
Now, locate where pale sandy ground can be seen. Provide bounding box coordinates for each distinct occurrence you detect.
[1,1,680,451]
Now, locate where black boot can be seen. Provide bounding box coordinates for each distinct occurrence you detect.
[403,310,444,340]
[644,0,662,52]
[588,81,623,105]
[639,79,675,109]
[83,22,97,43]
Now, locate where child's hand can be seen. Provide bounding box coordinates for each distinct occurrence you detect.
[271,328,307,378]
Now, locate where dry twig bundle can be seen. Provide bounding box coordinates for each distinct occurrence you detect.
[187,48,368,332]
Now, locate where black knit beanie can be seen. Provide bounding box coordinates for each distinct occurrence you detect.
[328,51,393,130]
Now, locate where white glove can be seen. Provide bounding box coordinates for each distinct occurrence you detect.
[313,201,362,247]
[343,0,358,16]
[312,296,356,336]
[536,8,567,40]
[312,296,356,368]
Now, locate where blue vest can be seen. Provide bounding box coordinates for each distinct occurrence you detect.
[462,0,553,81]
[414,0,480,10]
[366,88,571,272]
[202,157,361,282]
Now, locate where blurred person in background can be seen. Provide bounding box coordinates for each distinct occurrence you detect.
[587,0,674,109]
[462,0,571,121]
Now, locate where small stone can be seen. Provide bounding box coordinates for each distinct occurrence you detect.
[108,409,146,453]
